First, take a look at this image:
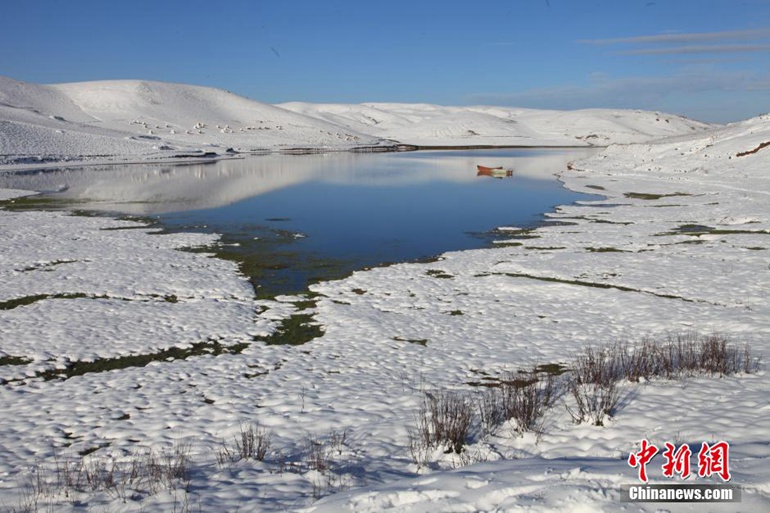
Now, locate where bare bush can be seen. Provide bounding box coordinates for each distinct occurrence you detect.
[478,372,557,436]
[564,333,760,425]
[217,423,272,467]
[302,430,353,500]
[697,334,757,375]
[565,377,620,426]
[409,390,474,460]
[305,436,332,473]
[6,442,193,512]
[564,344,623,426]
[235,423,271,462]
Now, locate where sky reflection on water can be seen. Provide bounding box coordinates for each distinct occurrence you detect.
[0,148,601,295]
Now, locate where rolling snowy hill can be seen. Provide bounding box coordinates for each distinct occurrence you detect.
[1,76,712,168]
[281,101,712,147]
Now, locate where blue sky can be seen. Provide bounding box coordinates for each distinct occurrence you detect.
[3,0,769,122]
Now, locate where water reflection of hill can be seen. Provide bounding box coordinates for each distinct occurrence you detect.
[0,149,597,215]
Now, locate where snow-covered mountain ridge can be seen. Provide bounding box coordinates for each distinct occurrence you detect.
[0,76,713,168]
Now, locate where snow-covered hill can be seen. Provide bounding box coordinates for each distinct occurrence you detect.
[1,76,712,168]
[280,101,712,147]
[0,76,388,167]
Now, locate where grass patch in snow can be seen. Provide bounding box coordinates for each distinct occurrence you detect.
[0,194,74,211]
[17,259,78,272]
[533,362,569,376]
[187,236,352,300]
[585,246,629,253]
[0,293,89,310]
[31,340,249,382]
[562,215,633,225]
[394,336,429,346]
[525,246,566,251]
[393,336,428,347]
[255,313,324,346]
[623,192,692,200]
[735,140,770,157]
[0,355,32,366]
[656,224,770,237]
[479,271,700,303]
[425,269,453,279]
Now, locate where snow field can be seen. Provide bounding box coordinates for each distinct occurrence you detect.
[0,77,769,511]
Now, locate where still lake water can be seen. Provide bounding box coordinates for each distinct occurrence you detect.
[0,148,600,296]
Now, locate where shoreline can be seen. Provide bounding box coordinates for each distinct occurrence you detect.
[0,143,601,173]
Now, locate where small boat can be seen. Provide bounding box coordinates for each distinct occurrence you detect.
[477,165,513,178]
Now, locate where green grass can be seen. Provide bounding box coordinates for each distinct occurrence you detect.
[526,246,566,251]
[586,247,629,253]
[33,340,249,381]
[0,293,89,310]
[480,271,700,303]
[255,314,324,346]
[393,336,428,346]
[533,363,569,376]
[0,355,32,366]
[656,225,770,237]
[426,269,453,279]
[624,192,691,200]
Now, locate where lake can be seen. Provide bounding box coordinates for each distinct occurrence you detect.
[0,148,600,297]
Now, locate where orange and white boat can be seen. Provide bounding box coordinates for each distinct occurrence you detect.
[477,165,513,178]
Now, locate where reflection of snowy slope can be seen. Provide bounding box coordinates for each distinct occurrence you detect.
[0,149,598,214]
[0,157,333,214]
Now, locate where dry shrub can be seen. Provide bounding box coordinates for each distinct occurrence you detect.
[564,333,760,425]
[478,372,557,436]
[409,390,474,462]
[217,423,272,466]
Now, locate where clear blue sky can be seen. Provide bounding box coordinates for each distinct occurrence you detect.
[2,0,769,123]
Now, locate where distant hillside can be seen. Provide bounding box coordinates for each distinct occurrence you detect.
[281,102,713,147]
[1,76,713,167]
[0,77,388,167]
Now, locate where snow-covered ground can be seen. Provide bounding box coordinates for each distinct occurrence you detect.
[0,75,768,512]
